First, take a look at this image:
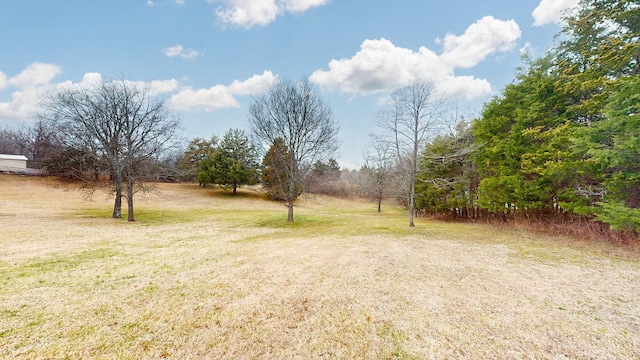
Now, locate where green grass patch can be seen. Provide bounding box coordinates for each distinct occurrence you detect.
[253,212,337,229]
[73,207,223,226]
[203,186,270,201]
[9,248,121,281]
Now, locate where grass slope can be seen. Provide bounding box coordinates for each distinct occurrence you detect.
[1,174,639,359]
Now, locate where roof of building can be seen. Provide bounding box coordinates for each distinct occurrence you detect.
[0,154,28,161]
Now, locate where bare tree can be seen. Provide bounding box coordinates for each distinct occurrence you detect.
[39,78,180,221]
[249,77,339,222]
[377,80,446,226]
[0,126,23,155]
[305,158,343,196]
[361,135,395,212]
[24,119,60,169]
[0,120,64,171]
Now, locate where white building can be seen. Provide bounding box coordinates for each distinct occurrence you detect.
[0,154,28,169]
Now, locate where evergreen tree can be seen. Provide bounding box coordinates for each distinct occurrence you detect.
[198,129,259,194]
[418,121,477,218]
[473,56,575,214]
[574,76,640,231]
[469,0,639,232]
[556,0,639,123]
[261,137,302,201]
[177,136,218,182]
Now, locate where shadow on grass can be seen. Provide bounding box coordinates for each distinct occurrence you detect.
[200,186,271,201]
[253,213,336,229]
[73,208,220,226]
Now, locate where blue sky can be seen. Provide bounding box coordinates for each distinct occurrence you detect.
[0,0,578,168]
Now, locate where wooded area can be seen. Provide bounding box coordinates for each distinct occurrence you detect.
[416,0,639,235]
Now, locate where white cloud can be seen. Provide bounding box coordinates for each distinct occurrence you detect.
[163,44,200,60]
[0,88,42,121]
[55,72,103,92]
[147,79,180,96]
[0,64,180,121]
[440,76,492,100]
[0,63,62,120]
[211,0,329,28]
[169,70,276,111]
[532,0,579,26]
[311,38,439,94]
[228,71,277,95]
[310,16,521,99]
[8,62,62,88]
[0,63,272,121]
[175,0,185,4]
[163,45,184,57]
[213,0,279,28]
[283,0,329,13]
[438,16,520,68]
[169,85,240,111]
[55,73,178,97]
[520,42,533,56]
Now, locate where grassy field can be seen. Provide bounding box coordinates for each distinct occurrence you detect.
[1,174,639,359]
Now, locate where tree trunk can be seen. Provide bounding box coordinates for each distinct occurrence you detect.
[287,173,295,222]
[127,177,135,222]
[287,198,294,222]
[377,198,382,212]
[408,179,415,227]
[233,184,237,195]
[112,175,122,219]
[112,189,122,218]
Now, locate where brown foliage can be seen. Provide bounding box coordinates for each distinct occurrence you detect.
[433,209,639,249]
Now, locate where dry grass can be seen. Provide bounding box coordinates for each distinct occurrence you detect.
[1,174,639,359]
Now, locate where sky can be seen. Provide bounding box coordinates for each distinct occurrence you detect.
[0,0,579,168]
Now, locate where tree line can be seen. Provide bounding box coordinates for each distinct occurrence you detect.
[413,0,639,234]
[0,77,342,223]
[0,0,636,234]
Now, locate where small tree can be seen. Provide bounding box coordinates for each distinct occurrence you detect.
[376,80,446,226]
[249,78,339,222]
[361,136,395,212]
[198,128,259,194]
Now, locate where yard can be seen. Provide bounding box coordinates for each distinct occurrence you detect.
[1,174,639,359]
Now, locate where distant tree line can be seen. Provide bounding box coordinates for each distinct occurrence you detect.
[176,78,341,222]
